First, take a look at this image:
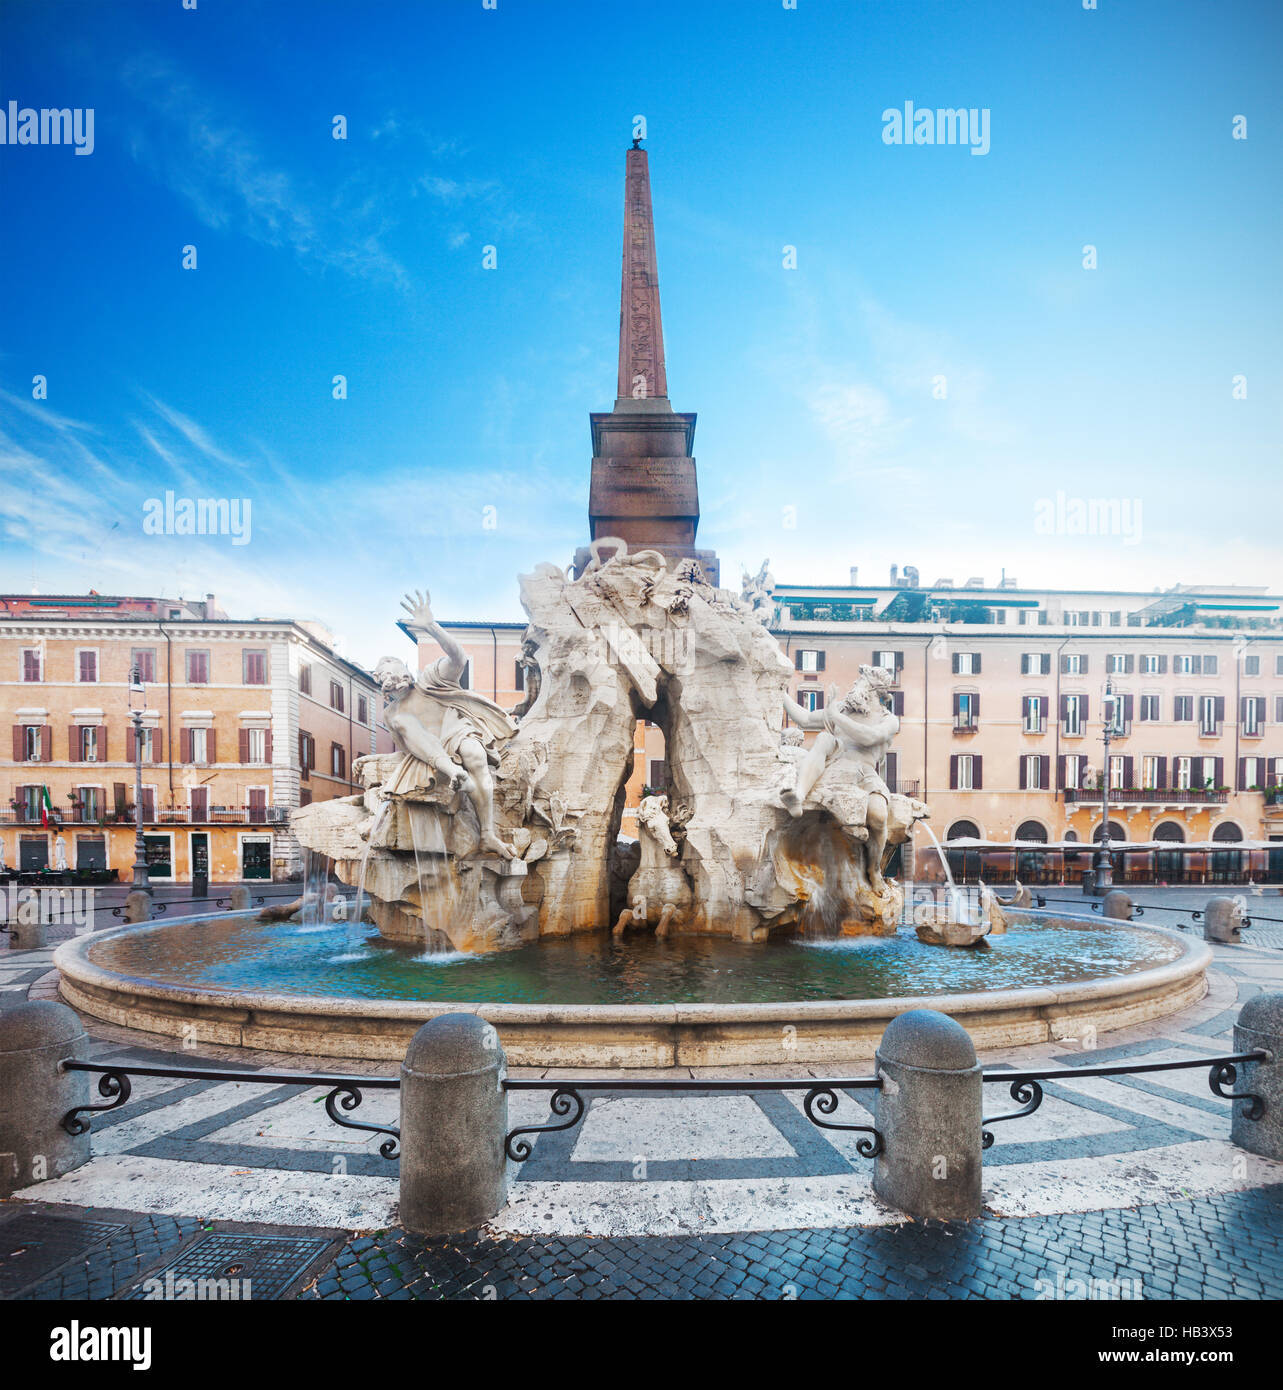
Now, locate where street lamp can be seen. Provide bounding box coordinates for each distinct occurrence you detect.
[128,664,152,897]
[1094,676,1117,895]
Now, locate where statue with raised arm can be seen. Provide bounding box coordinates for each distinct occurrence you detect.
[373,589,518,859]
[780,665,924,899]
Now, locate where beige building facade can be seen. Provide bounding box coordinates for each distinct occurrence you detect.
[1,594,391,883]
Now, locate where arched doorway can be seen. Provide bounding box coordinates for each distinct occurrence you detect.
[1153,821,1185,884]
[1014,820,1049,883]
[1092,822,1127,842]
[1211,821,1244,883]
[943,820,981,884]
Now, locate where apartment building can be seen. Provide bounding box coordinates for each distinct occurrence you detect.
[1,594,391,883]
[770,572,1283,858]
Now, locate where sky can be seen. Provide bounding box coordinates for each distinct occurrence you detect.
[1,0,1280,667]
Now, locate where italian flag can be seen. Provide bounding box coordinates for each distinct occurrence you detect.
[40,785,55,827]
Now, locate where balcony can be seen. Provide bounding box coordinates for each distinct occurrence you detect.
[952,720,979,734]
[0,805,289,826]
[1063,788,1228,805]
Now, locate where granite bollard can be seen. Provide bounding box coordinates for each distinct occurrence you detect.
[1231,992,1281,1160]
[0,1001,91,1197]
[228,885,251,911]
[873,1009,982,1221]
[123,891,151,924]
[1102,890,1133,921]
[399,1013,508,1235]
[1203,896,1243,944]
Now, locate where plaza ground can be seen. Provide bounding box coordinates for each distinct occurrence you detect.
[2,884,1282,1300]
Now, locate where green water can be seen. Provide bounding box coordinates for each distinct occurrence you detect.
[88,912,1183,1006]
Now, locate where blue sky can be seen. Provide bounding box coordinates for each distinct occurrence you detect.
[2,0,1280,666]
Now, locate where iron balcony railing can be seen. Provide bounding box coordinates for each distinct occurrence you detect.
[1063,787,1229,805]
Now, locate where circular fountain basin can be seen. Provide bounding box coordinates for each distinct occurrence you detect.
[52,907,1211,1067]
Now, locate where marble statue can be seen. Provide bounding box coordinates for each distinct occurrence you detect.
[0,839,7,873]
[613,794,693,939]
[740,558,775,622]
[376,589,517,859]
[54,835,68,871]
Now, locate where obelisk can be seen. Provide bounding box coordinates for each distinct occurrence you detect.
[576,141,718,584]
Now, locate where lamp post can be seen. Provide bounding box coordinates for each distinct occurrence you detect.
[1094,676,1116,896]
[128,665,151,897]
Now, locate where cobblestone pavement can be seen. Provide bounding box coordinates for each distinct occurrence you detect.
[3,1185,1281,1300]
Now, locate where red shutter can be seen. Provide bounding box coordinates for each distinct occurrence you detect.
[41,725,52,760]
[1056,755,1066,790]
[1157,757,1167,789]
[154,727,164,762]
[126,727,135,762]
[207,729,217,763]
[972,692,980,721]
[69,724,80,761]
[180,728,192,763]
[1239,758,1248,791]
[1040,755,1050,789]
[952,693,960,717]
[794,650,803,670]
[815,690,825,709]
[949,755,958,790]
[264,730,273,764]
[97,725,107,760]
[12,726,23,761]
[973,756,983,789]
[1081,696,1089,722]
[1191,757,1203,787]
[239,728,250,763]
[973,653,982,674]
[1122,756,1133,787]
[1059,695,1068,721]
[1213,757,1224,787]
[1214,696,1225,724]
[1019,757,1027,790]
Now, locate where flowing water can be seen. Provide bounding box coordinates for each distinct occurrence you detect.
[914,821,978,924]
[407,803,461,955]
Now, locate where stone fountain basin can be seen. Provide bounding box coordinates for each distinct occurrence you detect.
[52,909,1211,1068]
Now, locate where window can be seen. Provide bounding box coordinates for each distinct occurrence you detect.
[357,694,369,725]
[872,650,901,678]
[243,649,268,685]
[1175,757,1192,790]
[245,728,267,764]
[1139,694,1161,722]
[1241,757,1265,790]
[21,648,41,682]
[1106,693,1132,736]
[952,652,981,675]
[81,726,99,762]
[247,788,268,819]
[1021,754,1048,790]
[299,731,315,780]
[1277,696,1283,725]
[1020,653,1051,676]
[1108,756,1126,791]
[457,660,471,691]
[1022,696,1046,733]
[137,727,155,763]
[1203,654,1218,676]
[1061,754,1087,790]
[189,728,208,764]
[1244,654,1260,676]
[1107,654,1132,674]
[190,787,209,821]
[953,692,979,730]
[79,787,101,822]
[331,742,346,779]
[187,650,210,684]
[21,725,43,761]
[949,754,980,790]
[647,759,668,787]
[796,649,825,673]
[1242,697,1265,737]
[330,680,344,713]
[1174,695,1194,722]
[299,662,312,695]
[1142,654,1166,675]
[1277,655,1283,678]
[131,648,156,683]
[1062,653,1085,675]
[514,660,526,693]
[1061,694,1085,736]
[797,688,824,713]
[1198,696,1223,736]
[77,650,98,683]
[1141,756,1162,790]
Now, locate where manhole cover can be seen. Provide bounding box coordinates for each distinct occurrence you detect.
[0,1212,124,1297]
[120,1233,331,1301]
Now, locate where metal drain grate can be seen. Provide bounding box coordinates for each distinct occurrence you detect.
[0,1212,125,1297]
[120,1232,332,1300]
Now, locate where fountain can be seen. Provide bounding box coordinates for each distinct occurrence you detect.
[291,557,930,955]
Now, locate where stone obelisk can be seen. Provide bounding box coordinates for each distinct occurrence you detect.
[576,141,718,584]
